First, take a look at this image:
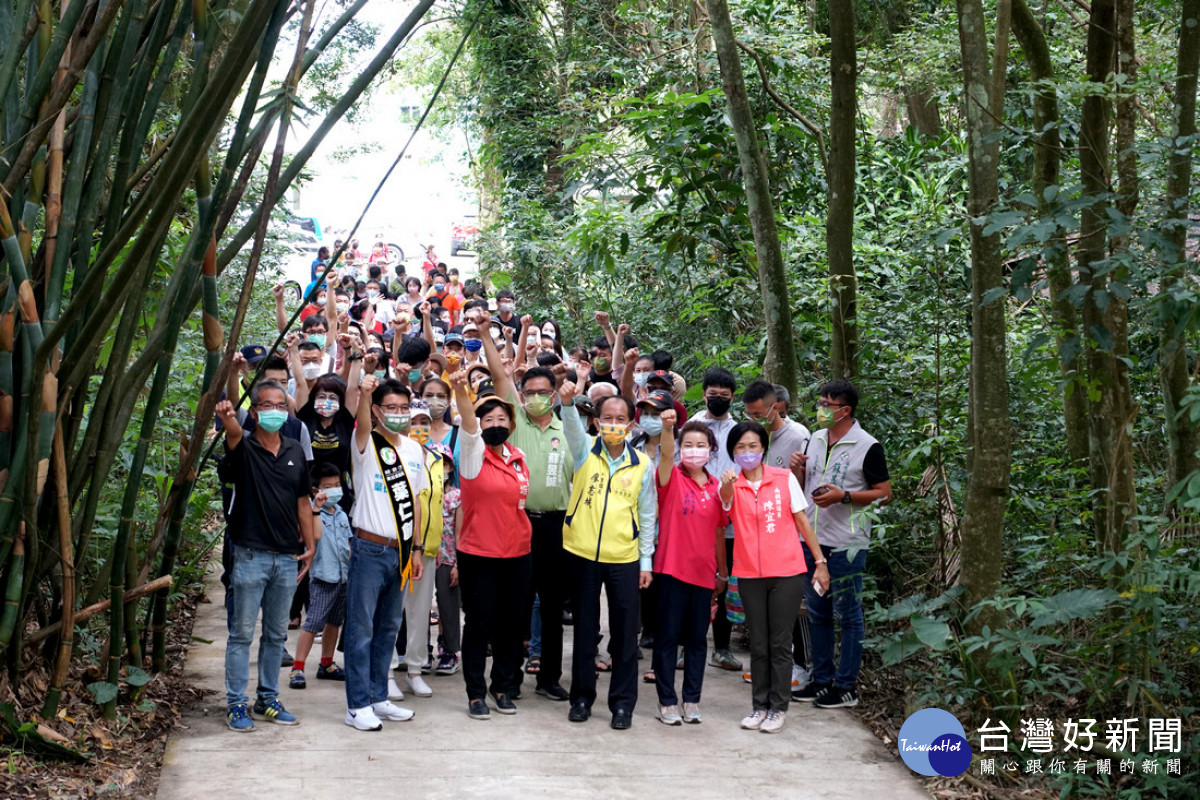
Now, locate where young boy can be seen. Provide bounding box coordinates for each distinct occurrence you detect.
[290,462,352,689]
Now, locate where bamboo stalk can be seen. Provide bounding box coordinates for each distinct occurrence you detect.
[40,417,74,718]
[24,576,172,647]
[0,524,25,652]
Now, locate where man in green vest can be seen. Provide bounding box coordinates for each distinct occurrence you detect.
[558,380,657,730]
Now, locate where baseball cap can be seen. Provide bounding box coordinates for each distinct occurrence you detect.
[647,369,673,387]
[637,389,674,412]
[409,399,432,421]
[240,345,268,365]
[444,332,464,345]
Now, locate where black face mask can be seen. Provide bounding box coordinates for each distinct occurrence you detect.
[706,396,731,417]
[481,425,511,446]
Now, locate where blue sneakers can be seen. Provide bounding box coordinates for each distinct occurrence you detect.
[252,697,299,725]
[227,704,254,732]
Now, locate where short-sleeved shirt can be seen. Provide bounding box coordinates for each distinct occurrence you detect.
[350,433,429,540]
[223,433,311,554]
[654,465,727,589]
[510,390,573,511]
[299,411,354,477]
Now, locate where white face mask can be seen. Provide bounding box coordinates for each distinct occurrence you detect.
[541,326,556,340]
[302,363,322,380]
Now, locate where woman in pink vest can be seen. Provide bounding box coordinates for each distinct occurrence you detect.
[450,371,533,722]
[719,421,829,735]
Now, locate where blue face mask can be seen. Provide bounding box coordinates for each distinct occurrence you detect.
[256,409,287,433]
[321,486,343,506]
[640,414,663,436]
[309,333,326,349]
[433,283,445,292]
[464,338,483,353]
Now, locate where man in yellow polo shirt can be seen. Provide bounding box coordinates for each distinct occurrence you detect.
[468,309,574,703]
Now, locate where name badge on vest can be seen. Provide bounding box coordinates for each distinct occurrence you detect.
[372,433,416,554]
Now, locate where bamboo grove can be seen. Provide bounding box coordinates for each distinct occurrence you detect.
[0,0,439,719]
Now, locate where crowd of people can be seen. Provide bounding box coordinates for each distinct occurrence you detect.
[214,247,892,736]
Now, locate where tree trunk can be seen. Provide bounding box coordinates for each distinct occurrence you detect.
[1011,0,1089,464]
[903,84,942,137]
[1160,0,1200,503]
[1078,0,1136,557]
[705,0,798,397]
[827,0,858,382]
[954,0,1011,619]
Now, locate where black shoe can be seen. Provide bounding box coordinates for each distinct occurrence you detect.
[468,699,490,720]
[509,687,522,701]
[489,691,517,714]
[535,682,569,702]
[638,634,655,649]
[280,650,294,668]
[568,701,590,723]
[793,681,831,702]
[813,685,859,708]
[611,709,633,730]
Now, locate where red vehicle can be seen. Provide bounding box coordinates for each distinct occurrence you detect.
[451,215,478,256]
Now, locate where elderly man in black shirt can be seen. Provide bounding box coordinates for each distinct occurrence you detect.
[216,380,316,732]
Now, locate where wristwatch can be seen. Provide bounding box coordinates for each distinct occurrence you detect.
[841,490,852,505]
[347,352,363,361]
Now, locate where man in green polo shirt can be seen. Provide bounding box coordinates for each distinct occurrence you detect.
[466,308,574,702]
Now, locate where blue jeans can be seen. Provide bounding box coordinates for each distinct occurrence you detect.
[225,545,298,708]
[803,544,866,690]
[344,537,405,710]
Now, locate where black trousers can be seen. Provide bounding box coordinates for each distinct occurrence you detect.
[739,574,806,712]
[568,553,640,714]
[458,551,532,701]
[652,573,711,706]
[710,538,735,649]
[528,510,569,688]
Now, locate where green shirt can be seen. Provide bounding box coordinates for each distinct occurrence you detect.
[510,391,574,511]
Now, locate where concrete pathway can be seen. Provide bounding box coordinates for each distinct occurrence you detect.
[158,561,931,800]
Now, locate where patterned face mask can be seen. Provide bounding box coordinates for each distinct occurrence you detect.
[599,423,627,446]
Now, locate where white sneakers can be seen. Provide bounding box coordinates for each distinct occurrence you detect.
[657,705,683,726]
[345,706,383,731]
[760,710,786,734]
[406,674,433,697]
[740,709,768,730]
[371,700,415,721]
[682,703,702,724]
[387,678,405,701]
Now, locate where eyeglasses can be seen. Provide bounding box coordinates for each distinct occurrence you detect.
[522,390,554,398]
[817,401,847,409]
[256,403,288,412]
[378,404,409,414]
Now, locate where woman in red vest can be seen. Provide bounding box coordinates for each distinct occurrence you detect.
[719,421,829,735]
[449,370,533,722]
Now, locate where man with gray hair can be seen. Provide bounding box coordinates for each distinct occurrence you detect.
[216,379,316,732]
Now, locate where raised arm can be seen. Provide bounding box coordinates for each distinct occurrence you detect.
[657,409,677,487]
[450,370,476,434]
[595,310,615,348]
[619,344,637,402]
[612,322,628,376]
[216,399,243,450]
[273,283,289,333]
[558,381,590,472]
[419,301,436,352]
[355,373,379,452]
[227,352,247,407]
[475,307,514,400]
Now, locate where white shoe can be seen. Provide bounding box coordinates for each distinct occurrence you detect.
[387,678,405,701]
[372,700,415,721]
[657,705,682,726]
[791,664,811,690]
[760,710,786,734]
[345,706,383,731]
[682,703,702,724]
[406,674,433,697]
[740,709,768,730]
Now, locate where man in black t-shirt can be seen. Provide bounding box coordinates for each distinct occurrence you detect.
[216,380,315,733]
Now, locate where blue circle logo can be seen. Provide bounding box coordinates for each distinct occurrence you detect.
[898,708,972,776]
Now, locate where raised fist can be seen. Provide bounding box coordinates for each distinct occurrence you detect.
[559,380,579,404]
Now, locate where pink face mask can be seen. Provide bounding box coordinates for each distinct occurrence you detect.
[680,447,710,469]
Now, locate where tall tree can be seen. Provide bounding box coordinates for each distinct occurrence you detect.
[1159,0,1200,502]
[704,0,798,396]
[1078,0,1137,556]
[827,0,858,381]
[1011,0,1089,464]
[954,0,1011,616]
